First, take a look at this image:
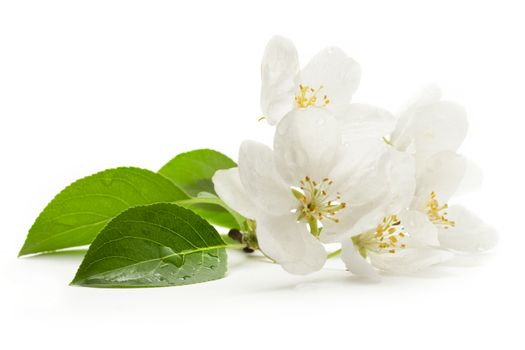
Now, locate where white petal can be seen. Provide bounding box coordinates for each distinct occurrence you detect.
[331,103,396,143]
[455,159,484,196]
[398,209,439,247]
[212,168,258,219]
[260,36,299,125]
[333,143,415,210]
[341,239,379,278]
[322,145,416,242]
[273,108,340,183]
[346,149,416,237]
[369,248,453,274]
[408,84,443,106]
[321,200,388,243]
[329,138,389,203]
[382,148,417,214]
[438,205,498,253]
[412,101,468,163]
[391,84,442,150]
[391,85,468,163]
[257,213,326,275]
[414,151,466,207]
[299,47,361,107]
[238,140,295,216]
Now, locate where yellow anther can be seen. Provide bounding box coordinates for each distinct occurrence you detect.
[295,84,331,108]
[292,176,347,225]
[353,215,408,256]
[426,192,455,229]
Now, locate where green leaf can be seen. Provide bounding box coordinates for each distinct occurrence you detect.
[158,149,236,196]
[187,203,240,229]
[176,193,245,229]
[159,149,241,229]
[19,167,189,256]
[71,203,228,288]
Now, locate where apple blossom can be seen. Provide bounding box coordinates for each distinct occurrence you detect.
[213,108,410,274]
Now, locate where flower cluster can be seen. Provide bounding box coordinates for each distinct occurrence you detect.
[213,36,497,277]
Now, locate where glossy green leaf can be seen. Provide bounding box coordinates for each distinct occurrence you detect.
[19,167,188,256]
[158,149,236,196]
[71,203,228,288]
[188,203,239,229]
[159,149,241,228]
[177,192,245,229]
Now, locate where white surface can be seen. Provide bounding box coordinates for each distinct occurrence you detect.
[0,0,522,348]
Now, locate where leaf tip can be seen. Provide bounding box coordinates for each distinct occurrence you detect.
[69,276,82,286]
[17,244,30,258]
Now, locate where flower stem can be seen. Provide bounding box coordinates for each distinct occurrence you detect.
[308,218,320,237]
[227,243,248,250]
[221,234,244,248]
[327,249,341,259]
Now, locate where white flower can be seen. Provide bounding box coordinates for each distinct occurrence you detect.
[261,36,370,126]
[341,211,455,278]
[339,163,453,278]
[213,108,408,274]
[339,85,499,278]
[390,85,498,254]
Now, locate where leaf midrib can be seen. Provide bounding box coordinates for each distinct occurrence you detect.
[81,212,224,271]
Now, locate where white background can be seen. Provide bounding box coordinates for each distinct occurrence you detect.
[1,0,523,349]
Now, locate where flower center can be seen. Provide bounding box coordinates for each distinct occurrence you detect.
[426,191,455,229]
[292,176,346,226]
[295,84,330,108]
[353,215,407,256]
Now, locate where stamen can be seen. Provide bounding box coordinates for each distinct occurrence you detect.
[353,215,408,255]
[426,191,455,229]
[291,176,347,227]
[295,84,330,108]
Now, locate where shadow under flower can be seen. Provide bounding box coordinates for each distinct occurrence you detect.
[439,252,495,268]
